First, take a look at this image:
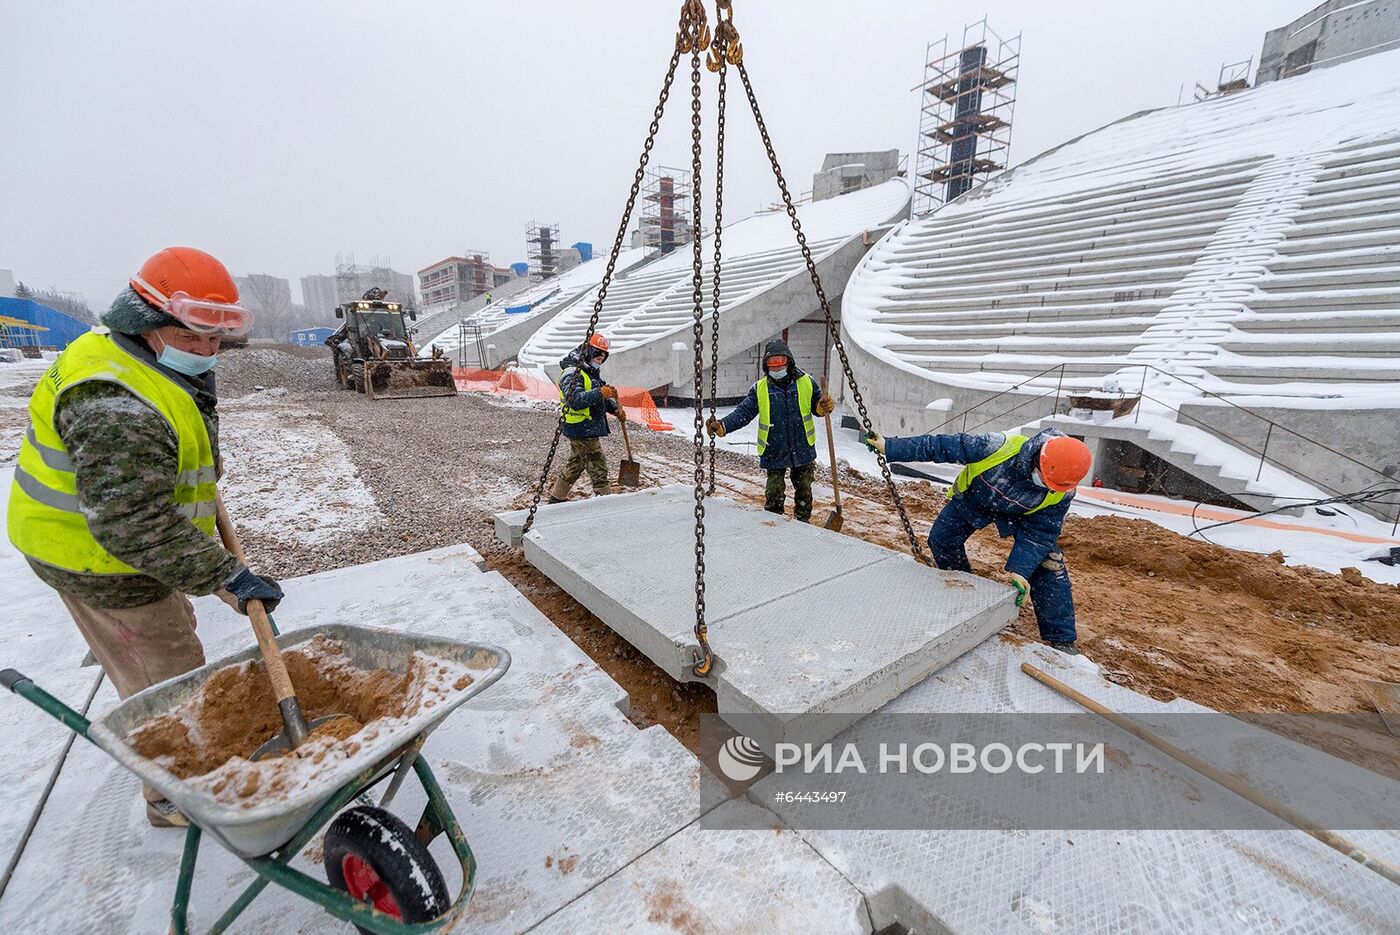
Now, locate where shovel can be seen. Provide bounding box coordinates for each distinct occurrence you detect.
[818,375,843,531]
[214,496,341,759]
[1363,679,1400,737]
[617,413,642,488]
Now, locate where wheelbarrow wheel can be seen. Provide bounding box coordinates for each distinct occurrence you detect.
[324,805,450,932]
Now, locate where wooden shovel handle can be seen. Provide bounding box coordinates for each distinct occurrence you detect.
[214,497,298,705]
[619,416,635,461]
[820,376,841,512]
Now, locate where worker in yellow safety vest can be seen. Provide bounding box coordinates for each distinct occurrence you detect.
[7,247,285,827]
[550,332,625,502]
[864,428,1092,654]
[707,338,835,522]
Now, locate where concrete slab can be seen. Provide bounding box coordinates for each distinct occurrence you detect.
[756,639,1400,933]
[0,545,727,933]
[532,801,870,934]
[506,485,1017,751]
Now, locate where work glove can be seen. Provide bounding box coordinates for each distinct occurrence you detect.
[599,385,618,400]
[1008,573,1030,608]
[706,417,726,438]
[862,431,884,455]
[226,568,285,615]
[814,393,835,417]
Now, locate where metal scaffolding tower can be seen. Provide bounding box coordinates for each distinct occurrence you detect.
[639,166,694,254]
[526,221,561,282]
[912,18,1020,216]
[461,251,493,300]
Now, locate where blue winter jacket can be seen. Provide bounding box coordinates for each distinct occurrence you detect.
[883,428,1074,578]
[720,340,817,471]
[558,347,618,439]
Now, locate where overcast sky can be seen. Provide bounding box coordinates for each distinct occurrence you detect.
[2,0,1306,310]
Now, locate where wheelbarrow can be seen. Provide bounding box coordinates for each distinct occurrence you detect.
[2,622,510,934]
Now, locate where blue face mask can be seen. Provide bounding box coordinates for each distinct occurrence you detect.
[156,341,218,376]
[768,367,788,380]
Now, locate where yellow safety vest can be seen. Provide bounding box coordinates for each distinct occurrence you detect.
[7,330,219,575]
[755,373,816,457]
[949,433,1064,515]
[559,368,593,423]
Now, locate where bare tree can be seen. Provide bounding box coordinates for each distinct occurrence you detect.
[238,274,293,340]
[33,286,96,324]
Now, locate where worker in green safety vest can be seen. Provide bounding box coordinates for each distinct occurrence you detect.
[550,332,625,502]
[7,247,285,827]
[707,338,834,522]
[864,427,1092,655]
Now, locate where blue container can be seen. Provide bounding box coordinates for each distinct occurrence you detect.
[0,297,91,350]
[571,242,593,263]
[289,326,336,347]
[510,262,530,277]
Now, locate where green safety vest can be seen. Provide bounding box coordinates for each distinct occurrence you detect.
[755,373,816,457]
[7,331,219,575]
[949,433,1065,515]
[559,368,593,423]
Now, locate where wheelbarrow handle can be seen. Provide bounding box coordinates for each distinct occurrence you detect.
[1,669,93,738]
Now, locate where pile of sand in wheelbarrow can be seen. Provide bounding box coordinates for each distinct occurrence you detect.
[128,635,473,806]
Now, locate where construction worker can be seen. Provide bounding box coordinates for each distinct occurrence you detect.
[864,428,1091,654]
[707,338,835,522]
[7,247,285,826]
[550,332,624,502]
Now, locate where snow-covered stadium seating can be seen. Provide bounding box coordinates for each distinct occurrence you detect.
[519,177,911,391]
[842,50,1400,515]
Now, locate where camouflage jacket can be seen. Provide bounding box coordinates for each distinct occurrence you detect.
[27,333,241,608]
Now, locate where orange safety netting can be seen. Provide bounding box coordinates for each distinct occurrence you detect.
[453,367,674,432]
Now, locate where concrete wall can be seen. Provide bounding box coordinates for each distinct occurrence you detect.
[1258,0,1400,82]
[1178,400,1400,520]
[812,150,901,202]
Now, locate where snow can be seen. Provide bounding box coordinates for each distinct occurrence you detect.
[842,48,1400,405]
[520,177,911,366]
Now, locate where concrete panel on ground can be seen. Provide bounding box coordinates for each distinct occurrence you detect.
[533,800,870,934]
[501,485,1017,751]
[0,545,728,933]
[757,639,1400,933]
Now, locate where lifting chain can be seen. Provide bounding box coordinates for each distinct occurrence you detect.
[734,57,930,565]
[520,31,685,538]
[683,0,716,678]
[704,10,730,497]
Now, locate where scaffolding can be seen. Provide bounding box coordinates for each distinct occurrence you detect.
[912,18,1021,216]
[639,166,694,254]
[460,252,493,301]
[1194,57,1253,102]
[526,221,561,282]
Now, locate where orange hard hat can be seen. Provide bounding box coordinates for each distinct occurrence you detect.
[131,247,239,308]
[1038,436,1092,492]
[586,332,610,353]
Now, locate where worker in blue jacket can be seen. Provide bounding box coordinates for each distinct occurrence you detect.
[550,333,623,502]
[707,338,835,521]
[865,427,1092,654]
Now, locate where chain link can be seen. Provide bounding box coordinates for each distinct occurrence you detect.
[706,62,727,497]
[734,60,929,564]
[521,38,684,538]
[685,3,715,678]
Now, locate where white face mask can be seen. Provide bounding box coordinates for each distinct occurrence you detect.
[1031,468,1046,489]
[767,367,788,380]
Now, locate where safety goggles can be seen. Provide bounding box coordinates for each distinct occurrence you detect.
[165,291,253,337]
[765,355,788,370]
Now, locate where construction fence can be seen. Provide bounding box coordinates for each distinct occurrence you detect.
[452,367,674,432]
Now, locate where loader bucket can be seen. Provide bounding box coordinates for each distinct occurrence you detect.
[362,359,458,400]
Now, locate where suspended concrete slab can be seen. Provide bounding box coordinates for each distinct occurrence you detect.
[496,485,1017,751]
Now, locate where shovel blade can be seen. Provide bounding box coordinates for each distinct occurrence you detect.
[1363,680,1400,737]
[251,714,345,760]
[618,459,642,488]
[821,510,844,532]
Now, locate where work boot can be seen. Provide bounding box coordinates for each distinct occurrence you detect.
[548,477,572,504]
[1048,641,1078,656]
[147,799,190,828]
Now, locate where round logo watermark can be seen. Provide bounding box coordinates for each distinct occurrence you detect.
[717,735,766,782]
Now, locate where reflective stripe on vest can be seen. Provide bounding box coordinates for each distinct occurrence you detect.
[558,368,593,423]
[755,374,816,457]
[6,331,220,575]
[949,434,1065,516]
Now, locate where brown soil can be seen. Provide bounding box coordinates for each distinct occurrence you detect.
[128,636,468,779]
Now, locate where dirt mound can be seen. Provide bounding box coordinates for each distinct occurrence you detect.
[128,636,471,781]
[218,344,336,396]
